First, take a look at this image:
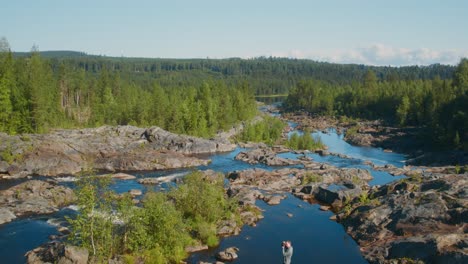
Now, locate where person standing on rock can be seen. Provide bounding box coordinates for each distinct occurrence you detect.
[282,240,293,264]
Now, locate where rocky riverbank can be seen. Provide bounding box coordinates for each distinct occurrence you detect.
[0,125,236,179]
[283,112,468,166]
[0,180,74,225]
[223,146,467,263]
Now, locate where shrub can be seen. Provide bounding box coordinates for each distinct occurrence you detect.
[238,115,286,144]
[287,130,325,150]
[301,173,321,184]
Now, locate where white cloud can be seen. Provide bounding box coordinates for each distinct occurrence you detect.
[269,44,468,66]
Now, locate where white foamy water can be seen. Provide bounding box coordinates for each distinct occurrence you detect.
[55,176,77,182]
[152,171,190,184]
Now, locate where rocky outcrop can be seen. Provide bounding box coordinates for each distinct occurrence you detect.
[25,241,89,264]
[0,180,74,225]
[0,125,233,178]
[338,173,468,263]
[235,147,300,166]
[216,247,239,262]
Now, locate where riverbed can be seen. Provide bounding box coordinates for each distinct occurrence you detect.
[0,126,407,263]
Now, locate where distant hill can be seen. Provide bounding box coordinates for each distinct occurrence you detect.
[11,50,457,95]
[13,50,89,58]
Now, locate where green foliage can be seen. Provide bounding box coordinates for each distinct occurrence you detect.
[238,116,286,144]
[66,175,117,260]
[0,143,22,164]
[284,58,468,151]
[125,192,192,263]
[301,172,321,184]
[67,171,240,263]
[287,131,325,150]
[0,42,258,136]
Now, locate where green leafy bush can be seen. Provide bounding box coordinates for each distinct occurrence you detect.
[287,130,325,150]
[238,115,286,145]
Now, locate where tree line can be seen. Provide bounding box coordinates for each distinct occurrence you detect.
[284,59,468,150]
[0,38,257,137]
[12,48,455,96]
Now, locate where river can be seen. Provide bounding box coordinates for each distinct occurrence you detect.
[0,122,407,263]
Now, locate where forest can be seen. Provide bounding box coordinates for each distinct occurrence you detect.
[12,48,455,95]
[0,40,257,137]
[284,59,468,150]
[0,37,463,148]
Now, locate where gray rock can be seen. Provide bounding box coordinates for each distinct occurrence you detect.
[0,208,16,224]
[216,247,239,262]
[0,125,232,177]
[235,147,299,166]
[128,189,142,197]
[0,180,74,224]
[185,245,208,253]
[263,195,283,205]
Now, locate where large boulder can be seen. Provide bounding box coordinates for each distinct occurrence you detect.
[216,247,239,262]
[26,242,88,264]
[0,180,74,224]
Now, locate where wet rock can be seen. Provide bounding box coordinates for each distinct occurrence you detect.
[286,213,293,218]
[315,149,329,156]
[216,247,239,262]
[263,195,284,205]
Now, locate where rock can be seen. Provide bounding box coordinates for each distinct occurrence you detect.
[216,247,239,262]
[320,205,330,211]
[0,208,16,225]
[240,209,263,226]
[0,125,233,178]
[315,150,329,156]
[128,189,142,197]
[138,171,188,185]
[388,236,438,261]
[339,173,468,263]
[217,220,240,236]
[263,195,283,205]
[61,245,89,264]
[235,147,299,166]
[58,226,70,235]
[110,173,136,180]
[25,242,88,264]
[0,180,74,224]
[185,245,208,253]
[329,215,337,221]
[286,213,293,218]
[314,185,362,206]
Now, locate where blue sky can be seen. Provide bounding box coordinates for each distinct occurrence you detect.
[2,0,468,65]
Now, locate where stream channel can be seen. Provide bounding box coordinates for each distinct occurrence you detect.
[0,120,407,263]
